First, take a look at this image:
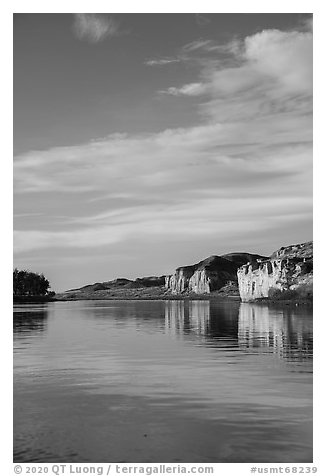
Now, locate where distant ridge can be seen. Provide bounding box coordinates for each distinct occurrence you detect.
[55,242,312,301]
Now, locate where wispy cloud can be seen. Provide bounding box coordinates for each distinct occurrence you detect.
[14,194,312,254]
[182,39,216,52]
[182,38,241,55]
[145,57,180,66]
[159,82,207,96]
[163,27,312,119]
[14,113,312,255]
[145,37,240,70]
[195,14,211,27]
[14,23,312,262]
[72,14,120,43]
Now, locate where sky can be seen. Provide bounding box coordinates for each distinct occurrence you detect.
[13,13,313,292]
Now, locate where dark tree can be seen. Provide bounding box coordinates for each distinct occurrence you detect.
[13,268,52,296]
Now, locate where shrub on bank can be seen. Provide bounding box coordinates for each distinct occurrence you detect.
[268,285,313,301]
[295,283,313,301]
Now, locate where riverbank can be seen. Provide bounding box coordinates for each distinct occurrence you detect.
[53,281,241,301]
[55,292,241,302]
[50,287,312,305]
[13,295,57,304]
[56,295,242,302]
[14,291,312,306]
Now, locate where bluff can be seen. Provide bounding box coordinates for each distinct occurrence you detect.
[165,253,267,295]
[237,241,313,302]
[55,241,313,302]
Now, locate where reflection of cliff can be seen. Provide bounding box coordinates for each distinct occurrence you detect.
[238,303,313,360]
[165,301,210,336]
[164,300,240,340]
[165,300,187,335]
[13,308,49,334]
[189,301,210,335]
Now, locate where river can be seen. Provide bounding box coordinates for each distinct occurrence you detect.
[13,299,313,463]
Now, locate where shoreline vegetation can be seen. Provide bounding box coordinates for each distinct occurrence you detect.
[13,269,55,304]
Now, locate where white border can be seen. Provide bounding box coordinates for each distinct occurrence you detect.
[4,2,324,474]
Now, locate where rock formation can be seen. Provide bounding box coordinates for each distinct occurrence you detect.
[237,241,313,302]
[165,253,267,295]
[56,241,313,302]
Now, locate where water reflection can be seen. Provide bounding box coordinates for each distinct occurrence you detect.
[165,301,212,337]
[165,300,186,335]
[13,300,313,463]
[13,306,49,335]
[189,301,210,335]
[238,303,313,361]
[73,300,164,328]
[164,300,313,361]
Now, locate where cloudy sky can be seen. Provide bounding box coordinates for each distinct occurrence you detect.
[13,13,313,291]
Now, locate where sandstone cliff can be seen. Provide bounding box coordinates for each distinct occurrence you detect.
[237,241,313,302]
[56,241,313,301]
[165,253,267,295]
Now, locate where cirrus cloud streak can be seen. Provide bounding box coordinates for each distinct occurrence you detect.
[73,14,120,43]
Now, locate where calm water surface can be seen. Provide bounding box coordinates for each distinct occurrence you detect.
[13,300,313,463]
